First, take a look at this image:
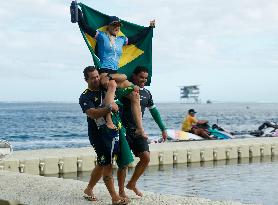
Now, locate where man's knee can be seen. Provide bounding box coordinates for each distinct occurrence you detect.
[139,151,150,165]
[200,129,206,134]
[119,166,128,171]
[95,164,104,171]
[199,129,209,138]
[102,164,113,172]
[102,174,113,183]
[193,129,200,135]
[117,166,128,174]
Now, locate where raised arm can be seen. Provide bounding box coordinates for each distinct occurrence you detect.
[77,9,97,37]
[127,20,155,45]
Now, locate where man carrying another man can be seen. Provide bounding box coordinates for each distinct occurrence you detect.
[117,66,167,198]
[79,66,131,205]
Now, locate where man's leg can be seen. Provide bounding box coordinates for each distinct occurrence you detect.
[126,151,150,197]
[84,164,103,200]
[102,79,117,129]
[117,79,132,89]
[111,73,127,83]
[117,166,128,198]
[103,79,117,105]
[106,113,117,129]
[100,73,127,88]
[102,164,127,204]
[194,128,213,139]
[126,92,146,138]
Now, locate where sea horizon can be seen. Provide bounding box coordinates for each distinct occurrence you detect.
[1,100,278,104]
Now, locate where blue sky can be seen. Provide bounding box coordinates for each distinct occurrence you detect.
[0,0,278,103]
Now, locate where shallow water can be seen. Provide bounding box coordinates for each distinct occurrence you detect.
[1,102,278,150]
[49,156,278,205]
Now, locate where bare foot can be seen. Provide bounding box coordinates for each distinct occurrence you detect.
[106,122,117,130]
[83,188,97,201]
[126,183,143,197]
[119,190,128,198]
[112,196,129,205]
[135,128,147,139]
[119,190,130,202]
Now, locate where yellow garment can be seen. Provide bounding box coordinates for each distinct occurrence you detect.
[181,115,198,132]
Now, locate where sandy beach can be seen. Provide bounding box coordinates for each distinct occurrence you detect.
[0,171,257,205]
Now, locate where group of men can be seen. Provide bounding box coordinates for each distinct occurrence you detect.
[79,64,212,205]
[79,66,167,205]
[71,3,168,204]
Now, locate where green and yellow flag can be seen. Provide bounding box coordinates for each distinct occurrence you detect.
[78,3,153,84]
[111,111,134,169]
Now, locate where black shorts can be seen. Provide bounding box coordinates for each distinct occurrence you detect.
[125,127,149,157]
[89,125,119,166]
[99,68,117,74]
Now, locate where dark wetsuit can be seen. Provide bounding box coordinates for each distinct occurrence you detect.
[121,88,154,156]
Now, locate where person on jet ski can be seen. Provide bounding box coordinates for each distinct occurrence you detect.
[258,121,278,130]
[250,121,278,137]
[181,109,214,139]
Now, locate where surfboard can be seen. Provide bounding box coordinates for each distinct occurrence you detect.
[166,129,203,141]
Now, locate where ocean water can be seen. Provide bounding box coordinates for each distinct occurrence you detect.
[0,102,278,150]
[2,102,278,204]
[55,156,278,205]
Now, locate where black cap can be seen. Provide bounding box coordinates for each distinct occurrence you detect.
[108,16,122,26]
[188,109,197,114]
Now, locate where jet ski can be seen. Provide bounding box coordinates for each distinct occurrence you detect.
[150,124,233,143]
[250,121,278,137]
[232,121,278,138]
[208,124,234,139]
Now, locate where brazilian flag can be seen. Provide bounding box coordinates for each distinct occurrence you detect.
[78,3,153,85]
[111,112,134,169]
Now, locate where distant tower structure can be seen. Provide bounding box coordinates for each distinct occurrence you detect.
[179,85,200,103]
